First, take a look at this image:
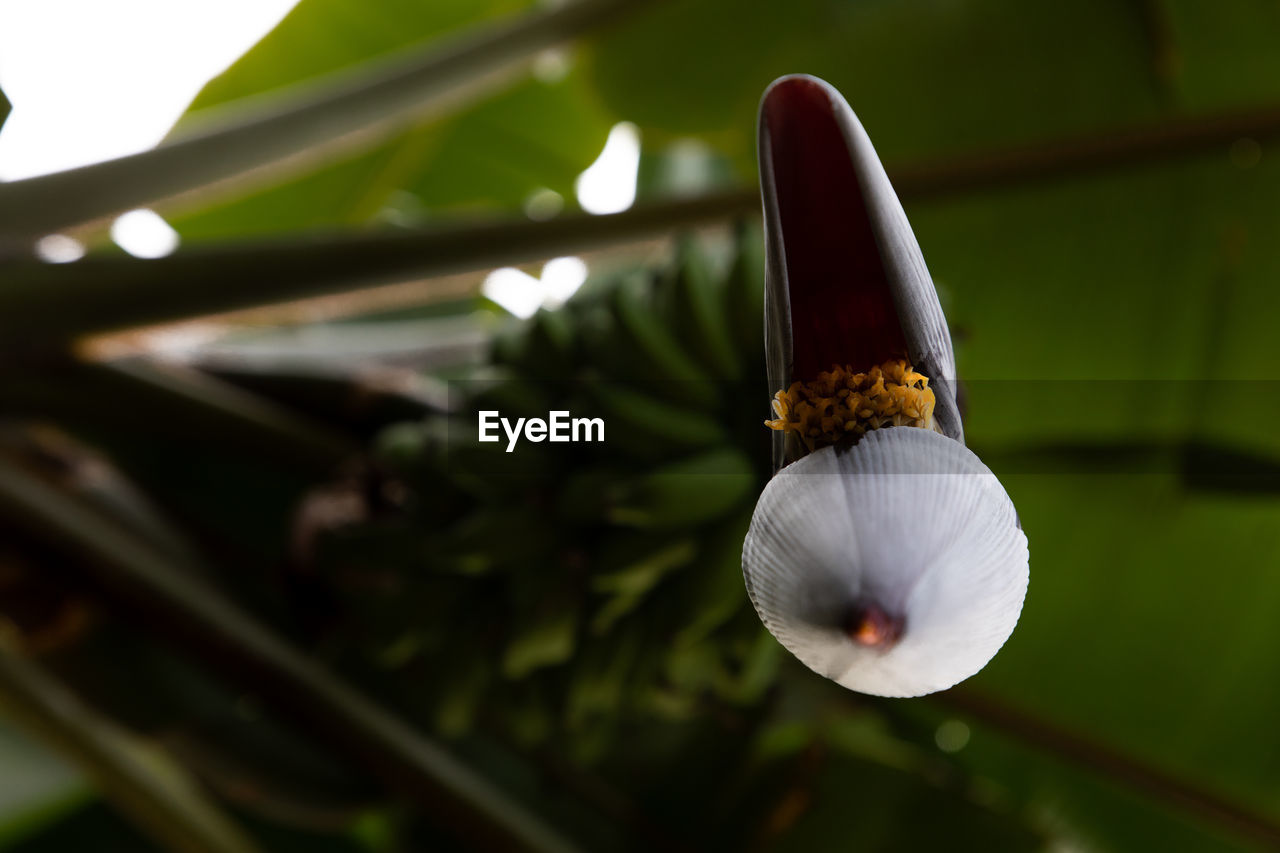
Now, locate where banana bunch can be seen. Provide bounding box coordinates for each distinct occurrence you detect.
[306,226,777,756]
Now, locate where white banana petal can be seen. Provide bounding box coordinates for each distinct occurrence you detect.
[742,427,1028,698]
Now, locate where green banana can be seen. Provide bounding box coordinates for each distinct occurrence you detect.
[554,467,629,525]
[528,307,576,376]
[313,233,772,762]
[724,221,766,366]
[501,586,581,679]
[488,319,526,370]
[571,295,645,391]
[657,236,741,380]
[0,227,797,847]
[493,308,575,379]
[584,379,727,460]
[465,365,556,422]
[591,534,697,597]
[565,616,646,731]
[608,271,718,408]
[713,626,783,706]
[608,448,756,530]
[492,676,555,748]
[428,652,492,737]
[667,509,755,649]
[424,413,558,499]
[438,503,558,575]
[589,535,697,634]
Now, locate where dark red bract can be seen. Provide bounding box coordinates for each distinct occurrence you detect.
[763,77,907,379]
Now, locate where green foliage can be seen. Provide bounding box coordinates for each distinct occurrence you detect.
[172,0,614,239]
[190,0,531,103]
[0,725,86,849]
[4,0,1280,850]
[586,0,1168,174]
[6,801,159,852]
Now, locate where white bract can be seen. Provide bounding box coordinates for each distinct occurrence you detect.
[744,74,1030,697]
[744,428,1028,697]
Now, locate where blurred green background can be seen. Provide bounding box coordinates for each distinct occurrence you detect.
[2,0,1280,850]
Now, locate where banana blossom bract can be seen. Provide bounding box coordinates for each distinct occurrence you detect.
[742,75,1028,698]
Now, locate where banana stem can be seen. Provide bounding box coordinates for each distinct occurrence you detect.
[0,358,357,473]
[11,86,1280,344]
[0,190,758,346]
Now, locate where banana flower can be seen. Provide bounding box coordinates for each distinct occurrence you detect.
[743,75,1028,697]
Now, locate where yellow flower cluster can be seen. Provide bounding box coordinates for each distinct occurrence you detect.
[765,359,939,452]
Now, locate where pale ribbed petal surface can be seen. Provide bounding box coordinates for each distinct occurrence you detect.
[743,427,1028,697]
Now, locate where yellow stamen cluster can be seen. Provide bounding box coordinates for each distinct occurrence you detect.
[765,359,940,452]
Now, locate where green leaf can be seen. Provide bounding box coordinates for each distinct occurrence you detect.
[585,0,1168,178]
[168,0,615,240]
[0,724,87,848]
[910,147,1280,460]
[173,59,616,241]
[667,511,754,649]
[502,592,581,679]
[959,473,1280,837]
[0,0,645,242]
[589,537,696,634]
[1161,0,1280,110]
[190,0,531,108]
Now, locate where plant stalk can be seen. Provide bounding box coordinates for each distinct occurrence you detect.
[0,634,263,853]
[0,0,656,242]
[0,458,580,853]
